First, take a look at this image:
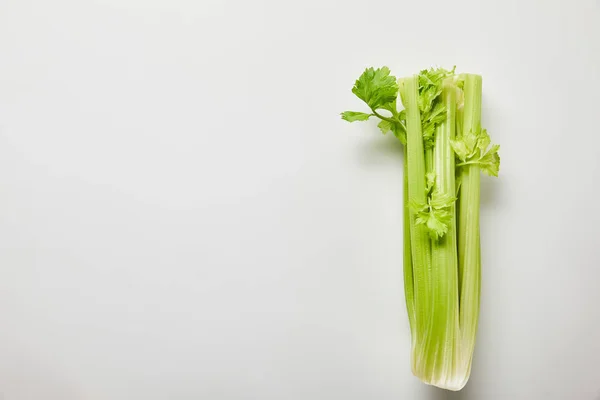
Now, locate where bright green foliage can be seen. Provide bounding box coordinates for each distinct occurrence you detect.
[341,111,372,122]
[417,67,455,113]
[451,127,501,176]
[378,119,407,141]
[421,102,446,147]
[340,67,407,143]
[377,119,393,133]
[410,189,455,240]
[410,174,456,240]
[352,66,399,110]
[418,68,455,148]
[341,66,500,391]
[342,111,373,122]
[478,145,500,176]
[450,129,479,161]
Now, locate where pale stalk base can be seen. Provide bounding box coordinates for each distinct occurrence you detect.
[412,354,473,391]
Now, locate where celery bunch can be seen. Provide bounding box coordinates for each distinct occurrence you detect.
[341,67,500,391]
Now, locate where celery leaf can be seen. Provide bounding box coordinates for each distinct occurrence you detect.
[377,120,392,134]
[429,190,456,209]
[453,127,501,177]
[377,120,407,144]
[341,111,372,122]
[477,128,491,151]
[341,67,408,144]
[451,129,479,161]
[352,67,399,110]
[410,188,456,240]
[415,207,452,240]
[417,67,455,147]
[478,144,501,177]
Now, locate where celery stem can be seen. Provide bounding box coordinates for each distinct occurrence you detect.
[456,74,482,385]
[401,75,433,378]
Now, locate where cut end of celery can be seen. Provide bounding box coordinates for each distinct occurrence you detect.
[412,361,473,391]
[418,375,470,392]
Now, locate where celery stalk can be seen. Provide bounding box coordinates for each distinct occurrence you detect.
[426,79,461,389]
[400,75,432,375]
[403,153,416,349]
[341,66,499,392]
[425,148,434,174]
[456,74,483,386]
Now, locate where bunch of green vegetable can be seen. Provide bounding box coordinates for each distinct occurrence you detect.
[341,66,500,391]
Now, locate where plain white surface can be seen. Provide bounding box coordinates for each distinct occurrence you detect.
[0,0,599,399]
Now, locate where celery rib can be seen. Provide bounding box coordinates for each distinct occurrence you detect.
[427,80,460,389]
[456,74,483,388]
[403,152,416,349]
[401,75,433,378]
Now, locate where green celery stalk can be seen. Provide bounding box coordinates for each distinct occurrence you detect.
[403,153,416,354]
[456,74,483,386]
[426,79,461,389]
[400,75,432,376]
[425,147,434,175]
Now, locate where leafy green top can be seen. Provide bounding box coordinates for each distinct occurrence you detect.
[352,66,398,110]
[409,174,456,240]
[417,67,455,148]
[341,66,499,237]
[341,67,407,143]
[450,127,501,176]
[342,66,458,147]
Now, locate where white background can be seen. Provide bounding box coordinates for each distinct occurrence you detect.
[0,0,599,399]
